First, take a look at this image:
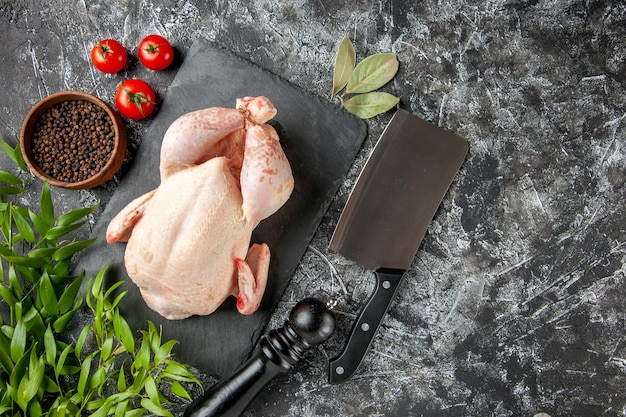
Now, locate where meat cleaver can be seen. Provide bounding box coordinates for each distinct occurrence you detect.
[328,108,468,383]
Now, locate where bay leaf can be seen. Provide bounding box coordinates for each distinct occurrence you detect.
[331,35,356,97]
[346,53,399,94]
[343,92,399,119]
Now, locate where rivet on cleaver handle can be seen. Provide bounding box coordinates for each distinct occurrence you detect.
[328,109,468,383]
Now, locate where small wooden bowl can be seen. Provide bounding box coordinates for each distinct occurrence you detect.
[20,90,127,190]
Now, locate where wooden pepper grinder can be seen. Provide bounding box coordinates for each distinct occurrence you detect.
[184,298,336,417]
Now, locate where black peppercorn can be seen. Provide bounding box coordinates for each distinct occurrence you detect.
[31,99,115,183]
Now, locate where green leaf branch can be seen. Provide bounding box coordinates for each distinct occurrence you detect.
[0,138,202,416]
[330,35,400,119]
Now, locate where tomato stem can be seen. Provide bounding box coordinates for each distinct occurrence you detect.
[97,43,113,59]
[124,88,155,116]
[144,43,164,54]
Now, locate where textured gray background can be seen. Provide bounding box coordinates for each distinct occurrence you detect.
[1,1,625,416]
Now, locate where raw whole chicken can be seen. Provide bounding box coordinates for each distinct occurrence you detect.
[106,96,294,320]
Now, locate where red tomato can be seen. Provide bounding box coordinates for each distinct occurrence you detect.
[90,39,128,74]
[137,34,174,70]
[115,79,156,120]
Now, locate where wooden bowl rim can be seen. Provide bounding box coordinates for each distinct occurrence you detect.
[20,90,127,190]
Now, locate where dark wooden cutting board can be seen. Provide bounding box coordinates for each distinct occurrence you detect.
[73,39,366,378]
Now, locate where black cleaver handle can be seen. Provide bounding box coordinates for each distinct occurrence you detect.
[184,298,335,417]
[329,268,405,384]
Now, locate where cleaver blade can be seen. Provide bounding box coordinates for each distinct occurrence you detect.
[328,108,468,383]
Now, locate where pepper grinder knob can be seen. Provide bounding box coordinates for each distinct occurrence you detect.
[184,298,336,417]
[289,297,336,345]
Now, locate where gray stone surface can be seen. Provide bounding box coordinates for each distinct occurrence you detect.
[1,1,625,416]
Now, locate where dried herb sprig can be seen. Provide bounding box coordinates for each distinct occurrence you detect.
[0,138,202,416]
[330,35,400,119]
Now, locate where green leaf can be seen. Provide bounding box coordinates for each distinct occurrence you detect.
[5,385,19,409]
[25,348,45,401]
[114,400,129,417]
[76,323,92,360]
[85,398,106,411]
[130,367,148,393]
[147,321,161,350]
[16,377,31,410]
[44,220,88,241]
[162,360,200,383]
[0,283,19,306]
[117,364,127,392]
[0,139,28,172]
[52,238,96,261]
[53,309,77,333]
[140,397,173,417]
[50,258,71,276]
[170,381,193,401]
[331,35,356,97]
[107,392,135,404]
[104,280,126,303]
[78,352,93,395]
[88,397,114,417]
[0,138,17,164]
[0,185,23,195]
[0,170,22,186]
[124,409,147,417]
[10,345,31,388]
[1,206,12,242]
[12,300,23,324]
[49,271,79,286]
[144,375,161,405]
[15,143,27,172]
[101,335,114,362]
[29,344,45,381]
[4,254,47,269]
[113,310,135,353]
[110,290,128,310]
[42,374,60,393]
[40,182,54,227]
[343,91,400,119]
[27,246,58,259]
[154,339,178,366]
[39,273,59,315]
[90,266,108,300]
[135,337,151,371]
[89,366,108,389]
[57,275,83,315]
[93,313,104,341]
[55,205,97,227]
[11,206,36,244]
[27,396,44,416]
[55,344,73,377]
[13,298,24,323]
[16,349,44,411]
[10,319,26,363]
[23,306,46,340]
[0,331,14,374]
[29,209,49,238]
[15,264,38,286]
[50,397,78,417]
[346,53,399,94]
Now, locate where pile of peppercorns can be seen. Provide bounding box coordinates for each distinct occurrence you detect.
[31,100,115,183]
